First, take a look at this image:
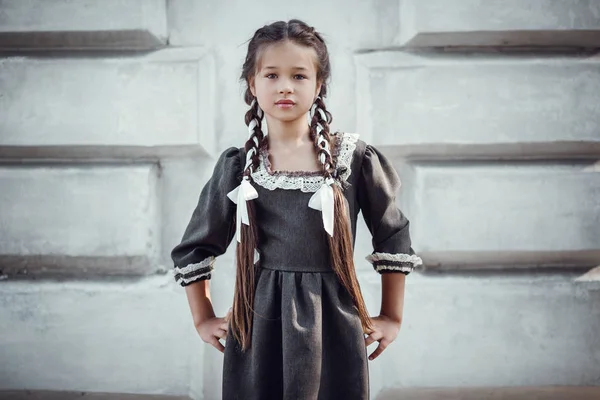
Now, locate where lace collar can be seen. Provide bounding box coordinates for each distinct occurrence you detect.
[250,132,359,193]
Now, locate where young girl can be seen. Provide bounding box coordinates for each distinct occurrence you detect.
[171,19,422,400]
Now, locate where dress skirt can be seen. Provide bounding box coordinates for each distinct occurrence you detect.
[222,265,369,400]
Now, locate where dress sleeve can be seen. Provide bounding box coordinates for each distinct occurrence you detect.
[170,147,241,286]
[357,145,423,275]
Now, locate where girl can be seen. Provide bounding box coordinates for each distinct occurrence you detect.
[171,19,422,400]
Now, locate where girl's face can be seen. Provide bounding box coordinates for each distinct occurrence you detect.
[250,40,322,125]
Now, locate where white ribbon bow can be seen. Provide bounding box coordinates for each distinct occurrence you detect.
[308,177,335,237]
[227,178,258,242]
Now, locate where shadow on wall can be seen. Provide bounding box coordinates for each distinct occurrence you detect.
[377,386,600,400]
[3,386,600,400]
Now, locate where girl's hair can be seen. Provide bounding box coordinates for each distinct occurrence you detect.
[232,19,373,350]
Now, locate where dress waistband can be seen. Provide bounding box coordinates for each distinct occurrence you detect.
[258,261,334,273]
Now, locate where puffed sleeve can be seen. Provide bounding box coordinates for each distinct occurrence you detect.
[357,145,423,275]
[170,147,241,286]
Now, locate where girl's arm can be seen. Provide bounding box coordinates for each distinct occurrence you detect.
[171,148,241,353]
[380,272,406,324]
[185,280,216,326]
[364,273,406,361]
[356,144,422,360]
[185,280,231,353]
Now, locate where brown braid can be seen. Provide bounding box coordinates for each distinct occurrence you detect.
[309,94,374,335]
[242,99,266,178]
[309,94,335,177]
[230,97,264,351]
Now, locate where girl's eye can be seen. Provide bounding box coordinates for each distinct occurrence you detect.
[264,73,306,80]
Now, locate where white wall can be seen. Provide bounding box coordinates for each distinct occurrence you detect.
[1,1,599,399]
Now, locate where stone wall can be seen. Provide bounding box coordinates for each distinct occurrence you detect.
[1,1,599,399]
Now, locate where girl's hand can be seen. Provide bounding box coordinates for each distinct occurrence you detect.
[195,308,232,353]
[364,315,401,361]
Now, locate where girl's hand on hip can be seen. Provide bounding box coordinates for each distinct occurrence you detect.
[195,308,232,353]
[364,315,401,361]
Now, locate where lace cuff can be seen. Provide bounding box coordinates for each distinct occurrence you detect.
[173,256,215,286]
[365,252,423,274]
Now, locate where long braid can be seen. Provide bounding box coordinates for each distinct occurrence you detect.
[309,95,374,335]
[231,98,265,351]
[243,99,266,179]
[310,96,335,178]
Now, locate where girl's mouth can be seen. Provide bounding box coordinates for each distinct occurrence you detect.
[276,103,295,109]
[275,99,295,108]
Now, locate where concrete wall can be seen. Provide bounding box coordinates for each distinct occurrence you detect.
[1,1,599,399]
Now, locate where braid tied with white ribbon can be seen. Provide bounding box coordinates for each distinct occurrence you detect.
[227,99,265,243]
[307,95,338,237]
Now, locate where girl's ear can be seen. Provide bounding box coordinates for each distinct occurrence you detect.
[314,81,323,100]
[249,77,256,97]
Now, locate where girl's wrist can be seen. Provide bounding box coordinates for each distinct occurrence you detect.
[193,314,216,328]
[379,312,402,325]
[191,299,217,327]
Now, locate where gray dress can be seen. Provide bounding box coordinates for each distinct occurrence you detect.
[171,132,422,400]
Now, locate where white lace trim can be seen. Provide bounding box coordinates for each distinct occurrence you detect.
[173,256,215,285]
[366,252,423,267]
[251,132,360,193]
[176,270,212,285]
[375,264,415,273]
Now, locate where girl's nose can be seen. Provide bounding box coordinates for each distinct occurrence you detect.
[278,80,293,94]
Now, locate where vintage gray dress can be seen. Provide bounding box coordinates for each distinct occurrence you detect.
[171,132,422,400]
